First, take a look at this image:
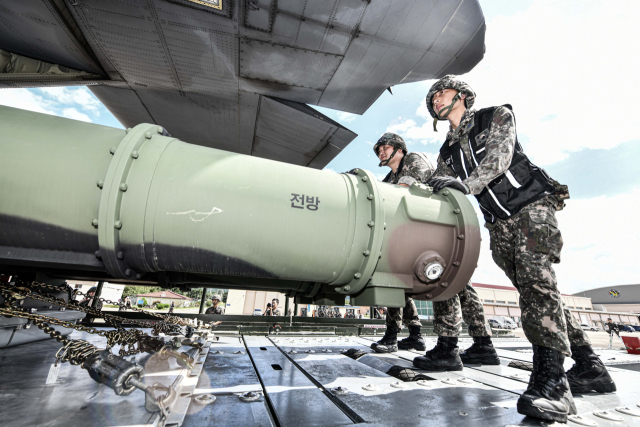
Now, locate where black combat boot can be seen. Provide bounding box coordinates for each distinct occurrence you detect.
[412,336,463,371]
[566,345,616,394]
[398,325,427,351]
[517,345,577,423]
[459,336,500,365]
[371,327,398,353]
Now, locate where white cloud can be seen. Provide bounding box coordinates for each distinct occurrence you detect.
[397,0,640,166]
[459,0,640,165]
[0,86,102,123]
[471,188,640,294]
[62,108,92,122]
[386,111,446,148]
[0,88,54,114]
[40,87,101,114]
[337,111,357,123]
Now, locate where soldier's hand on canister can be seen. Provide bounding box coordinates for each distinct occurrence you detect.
[428,177,470,195]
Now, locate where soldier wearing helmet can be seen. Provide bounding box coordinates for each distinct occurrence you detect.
[424,75,615,423]
[371,134,494,368]
[205,294,225,315]
[79,286,103,311]
[368,133,433,354]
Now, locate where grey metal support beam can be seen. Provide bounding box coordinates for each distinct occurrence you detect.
[91,281,104,309]
[284,298,289,316]
[199,288,208,314]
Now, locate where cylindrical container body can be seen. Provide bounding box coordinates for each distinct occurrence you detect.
[0,106,481,304]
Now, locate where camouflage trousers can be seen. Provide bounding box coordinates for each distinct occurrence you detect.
[487,197,590,357]
[385,296,422,330]
[433,281,492,337]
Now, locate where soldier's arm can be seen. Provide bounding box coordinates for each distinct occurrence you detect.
[463,106,516,195]
[430,155,458,180]
[397,153,435,186]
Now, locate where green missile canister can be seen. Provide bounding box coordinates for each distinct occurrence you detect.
[0,106,480,307]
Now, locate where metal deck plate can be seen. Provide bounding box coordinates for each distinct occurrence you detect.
[3,333,640,427]
[244,336,354,427]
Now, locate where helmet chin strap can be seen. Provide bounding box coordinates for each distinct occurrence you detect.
[378,147,399,167]
[432,92,462,132]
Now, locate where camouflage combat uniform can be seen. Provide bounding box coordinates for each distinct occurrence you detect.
[433,282,491,337]
[381,148,433,330]
[432,107,589,356]
[205,305,225,315]
[380,142,491,337]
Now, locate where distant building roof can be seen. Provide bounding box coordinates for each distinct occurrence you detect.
[472,282,584,298]
[472,282,517,291]
[574,284,640,305]
[137,290,192,300]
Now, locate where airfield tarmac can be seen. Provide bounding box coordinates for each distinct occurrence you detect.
[2,328,640,427]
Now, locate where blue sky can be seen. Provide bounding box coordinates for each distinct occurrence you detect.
[1,0,639,294]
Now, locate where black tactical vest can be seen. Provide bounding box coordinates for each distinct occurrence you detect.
[439,105,555,223]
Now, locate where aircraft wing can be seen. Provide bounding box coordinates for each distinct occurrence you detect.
[0,0,485,168]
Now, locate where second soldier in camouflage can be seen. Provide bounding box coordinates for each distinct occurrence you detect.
[367,133,497,371]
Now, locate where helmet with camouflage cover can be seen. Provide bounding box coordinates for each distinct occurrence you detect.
[211,294,222,301]
[425,75,476,131]
[373,133,407,167]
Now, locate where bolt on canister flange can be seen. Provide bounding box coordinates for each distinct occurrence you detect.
[119,183,128,192]
[131,151,139,159]
[367,221,375,228]
[96,180,104,189]
[91,218,99,228]
[453,208,461,214]
[114,220,122,229]
[363,250,370,256]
